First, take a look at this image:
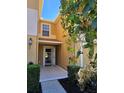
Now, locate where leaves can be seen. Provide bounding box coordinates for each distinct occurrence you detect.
[67,47,75,53]
[89,45,94,59]
[60,0,97,64]
[91,18,97,29]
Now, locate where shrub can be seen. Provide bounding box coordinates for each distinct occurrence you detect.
[27,64,40,93]
[77,64,97,92]
[85,72,97,91]
[67,65,80,84]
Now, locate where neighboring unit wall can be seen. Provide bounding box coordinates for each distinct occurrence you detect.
[27,0,43,16]
[27,0,39,10]
[27,35,37,64]
[27,0,43,64]
[27,8,38,36]
[27,8,38,64]
[83,48,90,64]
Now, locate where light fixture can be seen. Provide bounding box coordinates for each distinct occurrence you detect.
[28,38,32,46]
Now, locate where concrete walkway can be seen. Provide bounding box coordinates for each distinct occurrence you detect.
[40,65,67,93]
[41,80,66,93]
[40,65,67,82]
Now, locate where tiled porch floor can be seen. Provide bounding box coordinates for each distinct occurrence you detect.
[39,65,68,82]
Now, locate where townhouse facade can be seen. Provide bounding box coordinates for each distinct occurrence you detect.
[27,0,91,69]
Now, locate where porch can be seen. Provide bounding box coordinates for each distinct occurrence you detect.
[39,65,68,82]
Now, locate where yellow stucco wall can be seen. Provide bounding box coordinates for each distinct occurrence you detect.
[27,35,37,64]
[54,16,69,69]
[38,19,57,39]
[38,44,43,64]
[27,0,43,12]
[27,0,39,10]
[37,17,69,69]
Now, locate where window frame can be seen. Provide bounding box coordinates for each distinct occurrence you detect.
[41,23,51,37]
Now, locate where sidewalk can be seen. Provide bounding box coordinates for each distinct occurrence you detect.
[41,80,66,93]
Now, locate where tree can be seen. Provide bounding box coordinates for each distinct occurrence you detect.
[60,0,97,67]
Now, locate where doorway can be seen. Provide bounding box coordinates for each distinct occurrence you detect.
[43,46,56,66]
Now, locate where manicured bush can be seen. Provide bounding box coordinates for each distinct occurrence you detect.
[27,64,40,93]
[67,65,80,84]
[77,64,97,92]
[85,72,97,93]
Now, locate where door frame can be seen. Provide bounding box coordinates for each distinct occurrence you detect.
[43,46,56,66]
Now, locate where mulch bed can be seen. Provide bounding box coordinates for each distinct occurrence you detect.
[58,78,97,93]
[39,83,42,93]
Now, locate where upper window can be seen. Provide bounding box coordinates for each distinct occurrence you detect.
[42,24,50,36]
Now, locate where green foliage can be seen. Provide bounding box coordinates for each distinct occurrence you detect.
[84,71,97,92]
[60,0,97,64]
[67,47,75,53]
[65,35,78,65]
[91,53,97,68]
[60,1,97,90]
[77,64,97,91]
[27,64,40,93]
[89,45,94,59]
[77,50,81,58]
[67,65,80,84]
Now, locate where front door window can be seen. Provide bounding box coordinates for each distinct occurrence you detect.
[45,49,52,66]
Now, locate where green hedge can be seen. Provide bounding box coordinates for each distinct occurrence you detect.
[27,64,40,93]
[67,65,80,84]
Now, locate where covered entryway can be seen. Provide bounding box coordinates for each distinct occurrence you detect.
[38,38,63,66]
[39,65,68,82]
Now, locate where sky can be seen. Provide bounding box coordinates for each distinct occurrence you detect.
[41,0,61,21]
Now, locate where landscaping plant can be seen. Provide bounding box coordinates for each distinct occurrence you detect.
[27,64,40,93]
[67,65,80,84]
[60,0,97,64]
[77,64,96,91]
[60,0,97,91]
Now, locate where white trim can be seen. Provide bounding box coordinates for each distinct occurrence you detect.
[40,18,55,23]
[43,47,45,66]
[38,40,62,44]
[51,48,56,65]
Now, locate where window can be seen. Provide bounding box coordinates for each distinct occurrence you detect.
[42,24,50,36]
[46,49,51,52]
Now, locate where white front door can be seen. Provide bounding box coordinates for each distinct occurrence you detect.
[43,46,56,66]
